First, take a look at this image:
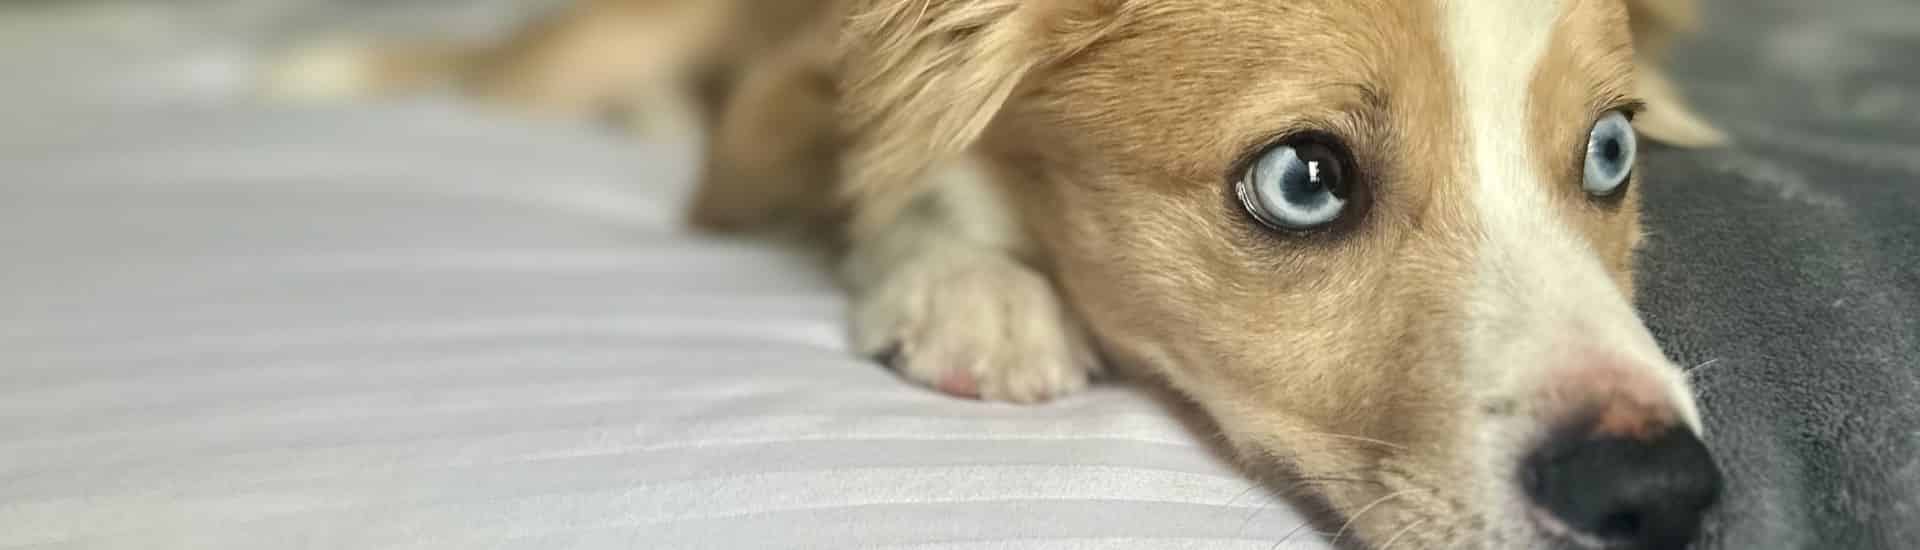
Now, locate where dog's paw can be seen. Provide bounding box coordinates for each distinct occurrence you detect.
[850,251,1099,403]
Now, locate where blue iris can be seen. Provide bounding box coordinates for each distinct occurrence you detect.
[1584,111,1637,196]
[1240,140,1348,230]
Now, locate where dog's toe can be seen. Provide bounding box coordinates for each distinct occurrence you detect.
[851,252,1097,403]
[934,369,982,399]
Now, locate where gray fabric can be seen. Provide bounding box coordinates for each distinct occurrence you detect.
[1641,1,1920,548]
[1,1,1916,549]
[0,63,1331,550]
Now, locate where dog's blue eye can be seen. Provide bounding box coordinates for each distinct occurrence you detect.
[1237,137,1352,230]
[1583,111,1637,197]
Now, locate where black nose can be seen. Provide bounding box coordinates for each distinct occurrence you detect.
[1523,425,1723,550]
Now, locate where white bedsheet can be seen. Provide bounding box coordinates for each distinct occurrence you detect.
[0,2,1322,548]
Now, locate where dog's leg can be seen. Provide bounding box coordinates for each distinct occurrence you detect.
[686,41,841,232]
[266,0,729,134]
[841,162,1100,404]
[464,1,725,128]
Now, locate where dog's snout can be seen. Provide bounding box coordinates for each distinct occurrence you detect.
[1523,424,1723,550]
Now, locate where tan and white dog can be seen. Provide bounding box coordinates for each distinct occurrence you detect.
[270,0,1731,547]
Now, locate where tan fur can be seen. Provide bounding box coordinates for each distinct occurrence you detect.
[997,3,1478,544]
[1625,0,1728,146]
[835,0,1125,238]
[686,24,843,232]
[281,0,1723,546]
[836,1,1713,545]
[1531,0,1649,291]
[265,0,833,129]
[458,0,723,120]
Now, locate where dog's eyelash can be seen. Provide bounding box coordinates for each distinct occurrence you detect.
[1607,98,1649,120]
[1229,126,1322,180]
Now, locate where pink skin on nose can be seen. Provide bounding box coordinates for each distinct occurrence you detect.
[1540,354,1679,439]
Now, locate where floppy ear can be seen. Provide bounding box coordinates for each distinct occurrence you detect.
[1625,0,1727,147]
[835,0,1122,238]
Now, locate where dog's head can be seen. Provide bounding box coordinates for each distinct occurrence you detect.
[840,0,1724,547]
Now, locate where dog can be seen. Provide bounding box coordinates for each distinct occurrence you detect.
[268,0,1731,547]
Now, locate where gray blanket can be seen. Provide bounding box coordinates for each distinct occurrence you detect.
[1644,1,1920,547]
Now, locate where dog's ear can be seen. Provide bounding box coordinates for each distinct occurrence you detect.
[836,0,1122,237]
[1625,0,1727,147]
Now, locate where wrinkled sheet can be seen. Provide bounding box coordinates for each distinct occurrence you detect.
[0,2,1322,549]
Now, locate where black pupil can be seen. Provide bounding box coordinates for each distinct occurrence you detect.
[1285,144,1344,202]
[1601,136,1623,165]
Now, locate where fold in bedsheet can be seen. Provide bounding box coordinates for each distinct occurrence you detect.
[0,97,1326,549]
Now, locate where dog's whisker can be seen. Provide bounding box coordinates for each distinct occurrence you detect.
[1222,482,1265,508]
[1234,476,1380,535]
[1285,431,1408,451]
[1270,520,1323,550]
[1686,357,1726,381]
[1278,477,1380,492]
[1329,488,1427,548]
[1237,497,1275,535]
[1379,518,1430,550]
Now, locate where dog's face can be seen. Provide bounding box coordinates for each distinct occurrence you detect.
[839,0,1724,546]
[995,0,1718,547]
